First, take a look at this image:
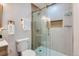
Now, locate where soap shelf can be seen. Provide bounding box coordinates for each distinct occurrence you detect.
[48,20,63,28]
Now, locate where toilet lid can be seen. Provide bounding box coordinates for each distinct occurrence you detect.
[22,50,36,56]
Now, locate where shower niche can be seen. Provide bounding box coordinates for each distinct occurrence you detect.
[48,20,63,28]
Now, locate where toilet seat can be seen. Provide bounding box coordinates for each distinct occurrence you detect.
[22,50,36,56]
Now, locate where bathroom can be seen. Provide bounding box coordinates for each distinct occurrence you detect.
[0,3,78,56]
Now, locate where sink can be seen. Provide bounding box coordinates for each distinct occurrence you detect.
[0,40,8,47]
[0,35,3,41]
[0,31,3,41]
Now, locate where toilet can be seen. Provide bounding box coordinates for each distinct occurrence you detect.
[16,38,36,56]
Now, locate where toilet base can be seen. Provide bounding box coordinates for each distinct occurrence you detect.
[17,52,21,56]
[22,50,36,56]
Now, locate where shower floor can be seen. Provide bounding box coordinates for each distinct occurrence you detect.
[35,46,66,56]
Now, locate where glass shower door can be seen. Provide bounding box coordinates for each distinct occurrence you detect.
[32,12,42,50]
[32,10,49,56]
[32,3,73,56]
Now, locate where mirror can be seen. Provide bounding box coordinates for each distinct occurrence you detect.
[0,4,3,40]
[0,4,3,29]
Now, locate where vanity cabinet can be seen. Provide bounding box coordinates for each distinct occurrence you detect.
[0,46,8,56]
[0,40,8,56]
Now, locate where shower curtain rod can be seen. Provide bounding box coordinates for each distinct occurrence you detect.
[32,3,56,13]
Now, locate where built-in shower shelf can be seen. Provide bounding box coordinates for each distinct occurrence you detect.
[48,20,63,28]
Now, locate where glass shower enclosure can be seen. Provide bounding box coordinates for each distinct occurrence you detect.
[32,3,73,56]
[32,10,49,49]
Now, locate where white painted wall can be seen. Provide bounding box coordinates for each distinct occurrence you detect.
[73,4,79,56]
[47,4,72,19]
[49,27,72,55]
[3,3,31,56]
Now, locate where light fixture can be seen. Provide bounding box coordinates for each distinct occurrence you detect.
[41,16,50,22]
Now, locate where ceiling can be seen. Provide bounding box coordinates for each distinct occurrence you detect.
[33,3,52,9]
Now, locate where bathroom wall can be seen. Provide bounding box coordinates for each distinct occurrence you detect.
[73,4,79,56]
[3,3,31,55]
[48,3,73,55]
[47,4,73,55]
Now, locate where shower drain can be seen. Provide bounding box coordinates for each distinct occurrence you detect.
[39,50,42,52]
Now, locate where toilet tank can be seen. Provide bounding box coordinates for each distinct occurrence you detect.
[16,38,30,52]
